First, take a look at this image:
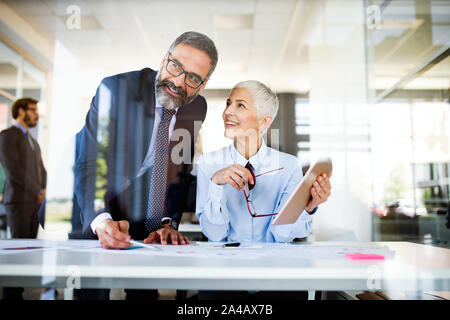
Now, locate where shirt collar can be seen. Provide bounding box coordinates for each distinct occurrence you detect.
[13,123,27,134]
[230,139,269,172]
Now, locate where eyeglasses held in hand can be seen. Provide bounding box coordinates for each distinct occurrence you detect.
[243,166,284,218]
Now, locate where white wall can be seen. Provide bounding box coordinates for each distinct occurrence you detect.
[46,40,81,200]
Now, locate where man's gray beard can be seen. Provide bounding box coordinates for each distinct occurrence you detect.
[156,87,178,110]
[155,71,198,110]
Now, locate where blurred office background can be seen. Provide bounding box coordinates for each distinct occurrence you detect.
[0,0,449,247]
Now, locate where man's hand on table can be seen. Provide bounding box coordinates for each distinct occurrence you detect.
[144,225,190,245]
[96,219,132,249]
[96,219,190,249]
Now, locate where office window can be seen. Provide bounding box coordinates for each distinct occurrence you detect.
[367,0,450,246]
[0,40,19,131]
[295,98,311,162]
[200,96,232,154]
[0,39,47,206]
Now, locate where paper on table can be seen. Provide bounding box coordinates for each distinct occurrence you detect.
[0,240,395,260]
[58,241,270,259]
[0,240,103,255]
[0,240,55,255]
[58,241,395,260]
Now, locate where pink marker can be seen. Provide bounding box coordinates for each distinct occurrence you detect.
[345,253,385,260]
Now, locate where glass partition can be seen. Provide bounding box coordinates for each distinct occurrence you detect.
[0,0,447,247]
[367,0,450,246]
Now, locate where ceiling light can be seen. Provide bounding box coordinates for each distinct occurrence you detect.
[214,14,254,30]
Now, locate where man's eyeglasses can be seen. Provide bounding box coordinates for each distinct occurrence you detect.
[26,107,38,114]
[166,53,206,89]
[243,166,284,218]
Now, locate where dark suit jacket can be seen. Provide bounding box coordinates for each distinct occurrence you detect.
[74,68,207,238]
[0,126,47,205]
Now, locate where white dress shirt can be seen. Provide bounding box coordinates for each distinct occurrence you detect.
[90,93,178,234]
[195,141,313,243]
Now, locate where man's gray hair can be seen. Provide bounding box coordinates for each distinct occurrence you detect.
[232,80,279,121]
[169,31,218,78]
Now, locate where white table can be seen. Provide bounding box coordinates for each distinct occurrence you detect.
[0,240,449,297]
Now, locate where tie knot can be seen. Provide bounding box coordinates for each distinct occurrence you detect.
[162,108,176,122]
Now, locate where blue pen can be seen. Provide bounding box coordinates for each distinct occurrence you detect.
[3,246,46,250]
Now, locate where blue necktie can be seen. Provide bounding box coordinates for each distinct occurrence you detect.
[145,107,176,232]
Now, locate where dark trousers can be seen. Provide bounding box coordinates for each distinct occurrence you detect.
[2,203,40,300]
[4,203,40,239]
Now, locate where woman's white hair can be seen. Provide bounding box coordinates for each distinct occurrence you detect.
[231,80,279,121]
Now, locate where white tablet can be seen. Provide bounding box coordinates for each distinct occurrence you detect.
[272,157,332,225]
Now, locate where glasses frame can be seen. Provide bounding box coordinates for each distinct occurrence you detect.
[165,53,206,89]
[242,167,284,218]
[26,107,38,114]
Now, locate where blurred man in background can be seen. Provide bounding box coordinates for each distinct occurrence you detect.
[0,97,46,299]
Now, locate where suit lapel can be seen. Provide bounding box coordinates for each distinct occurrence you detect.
[139,69,157,162]
[12,126,42,186]
[29,136,43,186]
[13,126,31,160]
[140,68,156,118]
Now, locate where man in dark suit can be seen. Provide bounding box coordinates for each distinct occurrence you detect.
[0,97,47,299]
[74,31,217,250]
[74,31,217,300]
[0,98,46,238]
